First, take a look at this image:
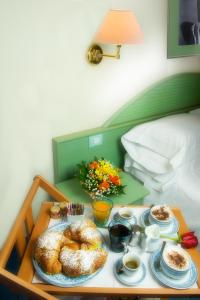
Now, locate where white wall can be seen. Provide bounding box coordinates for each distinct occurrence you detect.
[0,0,199,248]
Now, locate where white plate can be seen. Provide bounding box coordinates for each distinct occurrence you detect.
[114,258,146,286]
[149,249,198,289]
[33,222,107,287]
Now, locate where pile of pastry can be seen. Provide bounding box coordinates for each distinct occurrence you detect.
[34,219,107,277]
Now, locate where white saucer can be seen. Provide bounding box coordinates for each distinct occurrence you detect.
[113,212,137,226]
[140,209,179,234]
[150,249,198,289]
[114,258,146,286]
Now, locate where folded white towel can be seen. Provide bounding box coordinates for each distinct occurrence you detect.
[124,153,175,184]
[130,167,175,192]
[124,153,176,192]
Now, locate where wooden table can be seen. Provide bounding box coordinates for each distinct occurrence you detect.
[18,202,200,298]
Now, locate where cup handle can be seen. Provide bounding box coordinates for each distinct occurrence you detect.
[117,263,124,274]
[122,242,129,254]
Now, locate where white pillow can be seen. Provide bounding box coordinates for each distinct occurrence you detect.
[189,108,200,115]
[123,142,172,174]
[124,161,175,192]
[124,153,175,183]
[121,113,200,173]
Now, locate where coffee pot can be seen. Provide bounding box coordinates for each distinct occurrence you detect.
[108,218,132,253]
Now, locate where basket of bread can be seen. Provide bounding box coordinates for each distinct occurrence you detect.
[33,219,107,287]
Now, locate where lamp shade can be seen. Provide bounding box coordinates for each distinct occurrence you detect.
[94,9,143,45]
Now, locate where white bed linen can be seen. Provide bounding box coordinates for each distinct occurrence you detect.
[144,160,200,246]
[132,161,175,183]
[122,139,172,174]
[122,113,200,173]
[124,153,176,192]
[125,153,175,183]
[129,168,175,192]
[190,108,200,115]
[125,166,175,192]
[177,159,200,213]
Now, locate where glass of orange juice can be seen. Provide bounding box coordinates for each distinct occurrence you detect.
[92,197,113,227]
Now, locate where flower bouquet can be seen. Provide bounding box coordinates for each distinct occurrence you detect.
[77,158,125,198]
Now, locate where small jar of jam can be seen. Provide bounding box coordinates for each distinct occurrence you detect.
[50,205,61,219]
[59,202,68,217]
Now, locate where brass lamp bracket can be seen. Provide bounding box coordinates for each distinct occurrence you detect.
[87,44,103,64]
[87,44,121,64]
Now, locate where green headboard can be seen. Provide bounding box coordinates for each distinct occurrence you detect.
[53,73,200,184]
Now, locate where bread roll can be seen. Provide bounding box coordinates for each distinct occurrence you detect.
[60,247,107,277]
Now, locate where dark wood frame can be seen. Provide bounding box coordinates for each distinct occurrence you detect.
[168,0,200,58]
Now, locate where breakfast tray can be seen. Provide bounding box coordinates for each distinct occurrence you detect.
[32,207,198,290]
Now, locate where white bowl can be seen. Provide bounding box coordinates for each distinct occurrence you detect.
[161,245,191,279]
[149,205,173,227]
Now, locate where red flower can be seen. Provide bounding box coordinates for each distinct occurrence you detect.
[89,161,99,169]
[161,231,199,249]
[181,231,198,249]
[99,181,110,190]
[109,175,121,186]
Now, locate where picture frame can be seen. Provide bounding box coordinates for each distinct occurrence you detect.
[168,0,200,58]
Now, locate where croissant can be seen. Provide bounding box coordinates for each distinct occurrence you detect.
[69,219,96,239]
[63,237,80,251]
[60,247,107,277]
[36,231,67,251]
[34,248,62,274]
[34,231,67,274]
[79,226,102,247]
[64,219,102,248]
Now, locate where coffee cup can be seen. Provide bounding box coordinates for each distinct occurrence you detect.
[122,252,141,276]
[118,207,134,221]
[161,245,191,279]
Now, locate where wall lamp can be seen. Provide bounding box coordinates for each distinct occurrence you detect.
[87,9,143,64]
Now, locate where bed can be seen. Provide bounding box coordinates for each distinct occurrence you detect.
[52,72,200,236]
